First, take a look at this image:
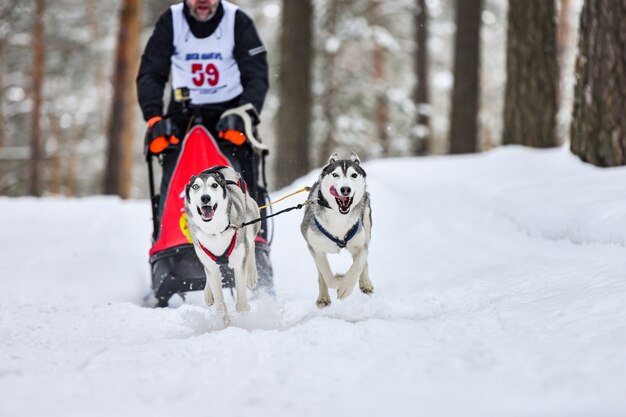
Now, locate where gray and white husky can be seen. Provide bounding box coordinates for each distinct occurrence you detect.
[184,166,260,325]
[301,152,373,308]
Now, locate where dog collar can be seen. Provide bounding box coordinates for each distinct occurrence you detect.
[198,232,237,265]
[313,217,359,249]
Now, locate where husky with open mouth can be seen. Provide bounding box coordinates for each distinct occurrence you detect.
[301,152,373,307]
[184,166,260,325]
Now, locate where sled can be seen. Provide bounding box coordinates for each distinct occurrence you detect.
[146,124,233,307]
[144,95,274,307]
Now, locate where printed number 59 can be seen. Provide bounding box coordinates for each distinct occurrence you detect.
[191,63,219,87]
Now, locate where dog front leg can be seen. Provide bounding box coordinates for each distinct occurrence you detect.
[203,267,215,306]
[308,246,339,289]
[234,263,250,313]
[337,249,368,300]
[246,243,257,290]
[206,267,230,326]
[358,260,374,294]
[316,273,331,308]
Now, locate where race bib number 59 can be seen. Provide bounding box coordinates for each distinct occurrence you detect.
[191,63,220,87]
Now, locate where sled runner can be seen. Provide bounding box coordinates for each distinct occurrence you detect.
[145,91,272,308]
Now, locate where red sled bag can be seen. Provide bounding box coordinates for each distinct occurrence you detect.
[147,125,231,307]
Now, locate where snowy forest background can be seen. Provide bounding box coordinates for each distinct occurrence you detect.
[0,0,624,197]
[3,3,626,415]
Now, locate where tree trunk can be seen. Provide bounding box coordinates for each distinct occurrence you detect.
[371,0,389,156]
[103,0,141,197]
[0,43,5,195]
[502,0,559,148]
[448,0,481,154]
[413,0,430,155]
[29,0,45,196]
[319,0,339,166]
[86,0,106,132]
[0,42,6,150]
[557,0,571,72]
[275,0,313,188]
[570,1,626,166]
[66,125,87,197]
[49,115,62,195]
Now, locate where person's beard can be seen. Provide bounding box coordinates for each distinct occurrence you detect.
[189,2,218,22]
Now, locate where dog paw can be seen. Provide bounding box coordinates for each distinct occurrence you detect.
[337,282,355,300]
[236,302,250,313]
[359,283,374,295]
[316,296,331,308]
[217,305,231,327]
[215,303,231,327]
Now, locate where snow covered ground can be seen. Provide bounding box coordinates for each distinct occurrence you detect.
[1,146,626,417]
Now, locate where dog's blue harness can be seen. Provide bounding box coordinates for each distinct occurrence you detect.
[313,217,360,249]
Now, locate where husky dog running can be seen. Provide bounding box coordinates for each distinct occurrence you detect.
[301,152,373,308]
[184,166,260,325]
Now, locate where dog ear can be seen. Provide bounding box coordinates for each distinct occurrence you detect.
[208,172,228,199]
[328,153,339,165]
[218,175,228,199]
[185,175,197,203]
[349,152,361,165]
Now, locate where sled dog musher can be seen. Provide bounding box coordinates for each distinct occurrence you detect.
[137,0,274,307]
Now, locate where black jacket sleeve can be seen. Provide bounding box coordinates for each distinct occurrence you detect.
[136,9,175,121]
[233,9,269,114]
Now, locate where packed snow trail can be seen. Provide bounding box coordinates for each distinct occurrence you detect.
[1,146,626,417]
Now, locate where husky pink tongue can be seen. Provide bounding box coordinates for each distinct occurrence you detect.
[200,205,215,221]
[330,185,349,201]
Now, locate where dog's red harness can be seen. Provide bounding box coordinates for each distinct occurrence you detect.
[198,232,237,265]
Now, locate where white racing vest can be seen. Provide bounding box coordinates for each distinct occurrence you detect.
[170,1,243,105]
